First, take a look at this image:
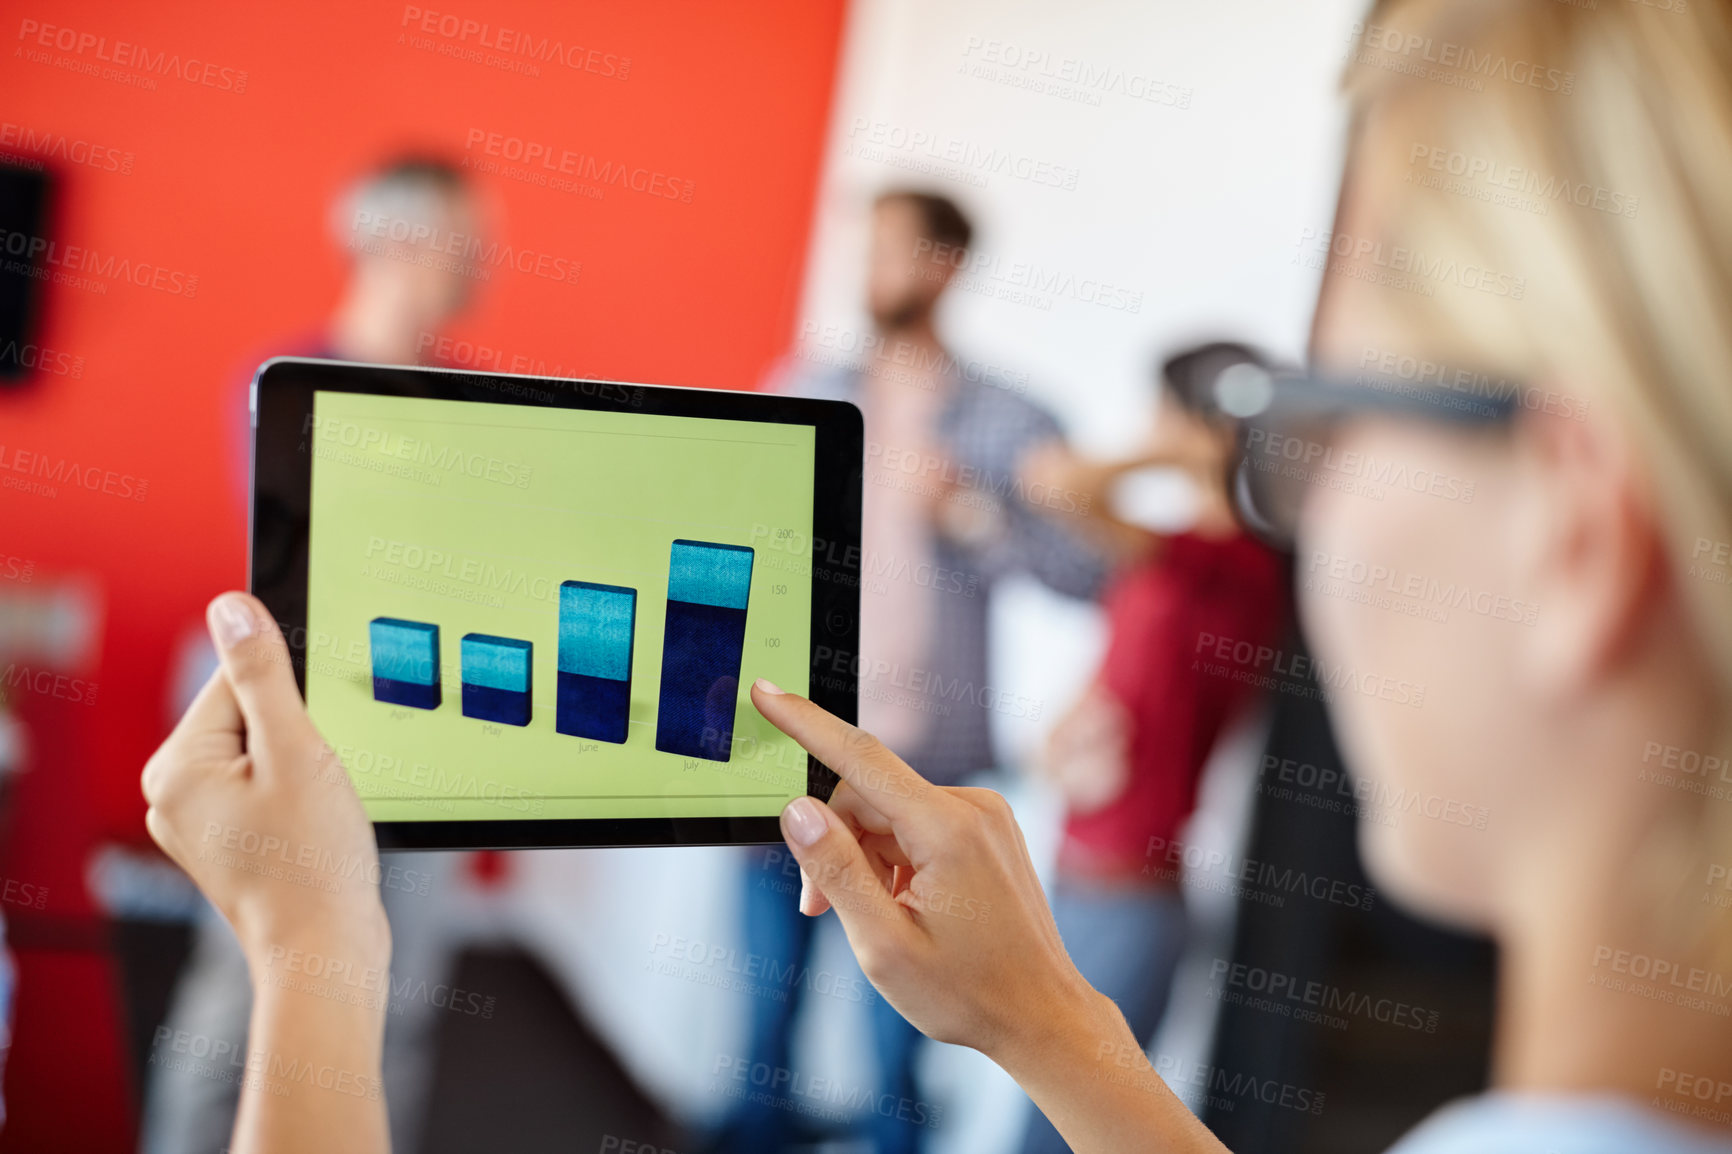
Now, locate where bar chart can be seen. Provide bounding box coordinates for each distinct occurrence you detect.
[365,541,754,761]
[369,618,441,710]
[461,633,533,726]
[557,581,636,744]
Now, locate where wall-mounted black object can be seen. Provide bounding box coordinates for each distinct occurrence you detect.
[0,161,52,386]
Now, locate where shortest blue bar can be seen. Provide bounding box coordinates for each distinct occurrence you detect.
[371,617,441,710]
[461,633,533,726]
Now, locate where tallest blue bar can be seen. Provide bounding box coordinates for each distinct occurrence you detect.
[655,540,753,762]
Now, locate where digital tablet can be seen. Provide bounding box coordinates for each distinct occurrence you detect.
[248,358,861,850]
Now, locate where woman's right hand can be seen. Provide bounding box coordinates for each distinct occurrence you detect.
[753,679,1230,1154]
[752,678,1106,1061]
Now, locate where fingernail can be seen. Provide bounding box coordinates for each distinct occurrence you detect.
[782,796,827,847]
[210,594,258,649]
[754,678,785,696]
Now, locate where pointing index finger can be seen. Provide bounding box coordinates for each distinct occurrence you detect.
[750,680,937,826]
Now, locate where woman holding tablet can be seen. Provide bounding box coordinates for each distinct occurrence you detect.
[142,0,1732,1149]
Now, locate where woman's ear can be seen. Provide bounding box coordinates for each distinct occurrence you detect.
[1515,402,1667,699]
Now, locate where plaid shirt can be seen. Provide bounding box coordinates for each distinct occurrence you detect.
[787,360,1109,784]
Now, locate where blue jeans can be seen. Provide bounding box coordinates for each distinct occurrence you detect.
[1019,878,1188,1154]
[708,846,928,1154]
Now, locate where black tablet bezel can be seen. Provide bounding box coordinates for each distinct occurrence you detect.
[248,357,859,850]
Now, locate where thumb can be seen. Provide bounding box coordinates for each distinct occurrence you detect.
[780,796,912,950]
[206,591,311,752]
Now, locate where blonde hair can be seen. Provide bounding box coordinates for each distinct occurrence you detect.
[1343,0,1732,951]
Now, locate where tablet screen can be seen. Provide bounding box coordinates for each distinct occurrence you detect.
[302,389,816,824]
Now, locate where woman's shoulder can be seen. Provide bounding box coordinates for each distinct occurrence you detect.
[1389,1093,1732,1154]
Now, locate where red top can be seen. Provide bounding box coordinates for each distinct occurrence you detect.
[1059,532,1287,879]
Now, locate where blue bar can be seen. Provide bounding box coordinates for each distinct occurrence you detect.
[668,541,754,610]
[557,581,636,743]
[370,618,441,710]
[656,541,753,761]
[461,634,532,726]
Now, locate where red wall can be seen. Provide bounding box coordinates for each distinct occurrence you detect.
[0,1,844,1146]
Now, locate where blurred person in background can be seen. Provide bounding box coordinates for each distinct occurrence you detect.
[143,156,482,1154]
[1015,343,1287,1154]
[318,158,481,365]
[221,156,483,501]
[711,189,1112,1154]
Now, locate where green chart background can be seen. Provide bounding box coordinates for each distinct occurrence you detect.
[304,390,815,822]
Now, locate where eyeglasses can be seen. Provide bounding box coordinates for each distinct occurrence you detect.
[1219,366,1520,551]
